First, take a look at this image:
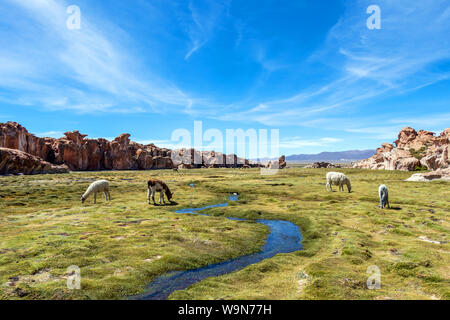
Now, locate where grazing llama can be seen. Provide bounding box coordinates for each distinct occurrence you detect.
[326,172,352,193]
[81,180,110,204]
[147,179,173,205]
[378,184,390,209]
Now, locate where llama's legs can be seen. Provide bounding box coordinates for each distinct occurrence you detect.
[380,196,384,208]
[147,189,151,204]
[326,183,331,191]
[108,191,111,201]
[94,192,97,204]
[104,191,108,201]
[161,192,165,204]
[152,190,156,205]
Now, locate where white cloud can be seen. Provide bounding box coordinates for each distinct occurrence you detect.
[388,113,450,129]
[36,131,64,138]
[184,0,230,60]
[278,136,343,149]
[0,0,194,113]
[217,0,450,127]
[344,126,402,140]
[2,0,449,131]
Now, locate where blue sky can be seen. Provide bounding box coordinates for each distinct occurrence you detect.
[1,0,450,157]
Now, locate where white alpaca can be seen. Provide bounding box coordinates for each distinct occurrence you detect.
[378,184,390,209]
[81,180,111,204]
[326,172,352,193]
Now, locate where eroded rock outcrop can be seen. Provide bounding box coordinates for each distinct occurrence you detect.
[353,127,450,171]
[304,162,341,169]
[0,122,173,172]
[0,148,69,175]
[406,168,450,182]
[0,122,261,174]
[172,148,260,169]
[278,155,287,169]
[265,155,287,169]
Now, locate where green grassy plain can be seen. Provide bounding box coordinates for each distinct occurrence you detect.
[0,168,448,300]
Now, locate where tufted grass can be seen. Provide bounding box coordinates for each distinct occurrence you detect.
[0,168,449,300]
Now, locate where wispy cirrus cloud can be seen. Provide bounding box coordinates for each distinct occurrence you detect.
[0,0,194,113]
[221,0,450,127]
[184,0,230,60]
[279,136,342,149]
[388,112,450,129]
[1,0,449,152]
[344,126,403,140]
[36,131,65,138]
[307,111,450,142]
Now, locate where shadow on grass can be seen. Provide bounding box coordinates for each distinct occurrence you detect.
[150,201,179,207]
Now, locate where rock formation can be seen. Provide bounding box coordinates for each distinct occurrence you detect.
[172,148,260,169]
[304,162,341,169]
[0,148,69,175]
[406,168,450,182]
[0,122,261,175]
[265,155,287,169]
[353,127,450,171]
[0,122,173,172]
[278,155,287,169]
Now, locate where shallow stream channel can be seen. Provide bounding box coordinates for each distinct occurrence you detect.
[131,193,303,300]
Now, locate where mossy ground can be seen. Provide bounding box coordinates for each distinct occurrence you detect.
[0,168,448,300]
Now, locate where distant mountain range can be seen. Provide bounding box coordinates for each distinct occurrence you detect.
[286,150,376,163]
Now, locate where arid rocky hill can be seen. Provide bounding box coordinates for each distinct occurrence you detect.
[353,127,450,171]
[0,147,69,175]
[0,122,259,174]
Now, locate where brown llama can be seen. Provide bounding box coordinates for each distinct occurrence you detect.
[147,179,173,205]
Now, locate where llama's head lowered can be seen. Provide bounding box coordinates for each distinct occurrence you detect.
[346,179,352,193]
[81,195,86,203]
[165,189,173,202]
